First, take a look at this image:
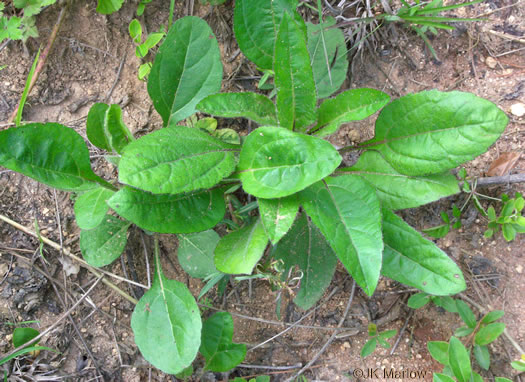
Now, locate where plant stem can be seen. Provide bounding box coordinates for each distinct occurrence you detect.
[169,0,175,29]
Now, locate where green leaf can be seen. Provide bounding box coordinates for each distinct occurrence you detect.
[214,219,269,274]
[258,195,299,244]
[381,208,466,295]
[138,63,151,80]
[361,90,508,175]
[432,296,459,313]
[433,374,455,382]
[233,0,303,70]
[238,126,341,199]
[455,300,477,328]
[473,344,490,370]
[428,341,449,365]
[422,224,450,239]
[274,13,316,131]
[341,151,459,210]
[214,129,240,145]
[129,19,142,43]
[200,312,247,372]
[495,378,513,382]
[471,372,484,382]
[306,17,348,99]
[360,338,377,358]
[148,16,222,126]
[313,89,390,137]
[177,230,220,279]
[407,292,431,309]
[379,329,397,339]
[79,215,131,267]
[142,32,164,51]
[511,360,525,371]
[273,213,337,310]
[0,123,109,191]
[448,336,471,382]
[299,176,383,296]
[108,186,225,234]
[454,326,474,337]
[502,223,516,241]
[131,251,201,375]
[197,93,278,126]
[118,126,238,194]
[475,322,505,346]
[481,310,504,324]
[87,103,134,154]
[175,365,194,379]
[377,336,391,349]
[96,0,124,14]
[13,327,40,348]
[74,187,114,230]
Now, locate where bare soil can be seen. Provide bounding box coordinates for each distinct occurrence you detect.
[0,1,524,381]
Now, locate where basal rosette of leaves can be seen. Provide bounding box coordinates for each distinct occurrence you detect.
[0,2,509,375]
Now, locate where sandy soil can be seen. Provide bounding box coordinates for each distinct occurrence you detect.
[0,0,524,381]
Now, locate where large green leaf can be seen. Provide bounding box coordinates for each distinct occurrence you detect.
[214,219,268,274]
[86,103,134,154]
[0,123,109,191]
[428,341,449,365]
[381,208,466,295]
[306,17,348,99]
[312,89,390,137]
[273,213,337,310]
[79,215,131,267]
[74,187,114,230]
[274,13,317,131]
[178,230,220,279]
[131,252,201,375]
[340,151,459,210]
[148,16,222,126]
[475,323,505,346]
[108,187,225,234]
[233,0,303,70]
[299,176,383,296]
[200,312,247,372]
[237,126,341,199]
[118,126,238,194]
[96,0,124,14]
[434,374,455,382]
[258,195,299,244]
[197,93,278,126]
[448,336,471,382]
[361,90,508,175]
[473,344,490,370]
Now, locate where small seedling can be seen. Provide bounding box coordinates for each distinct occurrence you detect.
[360,323,397,358]
[484,192,525,241]
[0,0,58,43]
[0,325,58,367]
[128,19,165,80]
[409,293,510,380]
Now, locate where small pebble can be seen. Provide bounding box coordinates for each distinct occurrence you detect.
[485,56,498,69]
[517,264,523,274]
[510,103,525,117]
